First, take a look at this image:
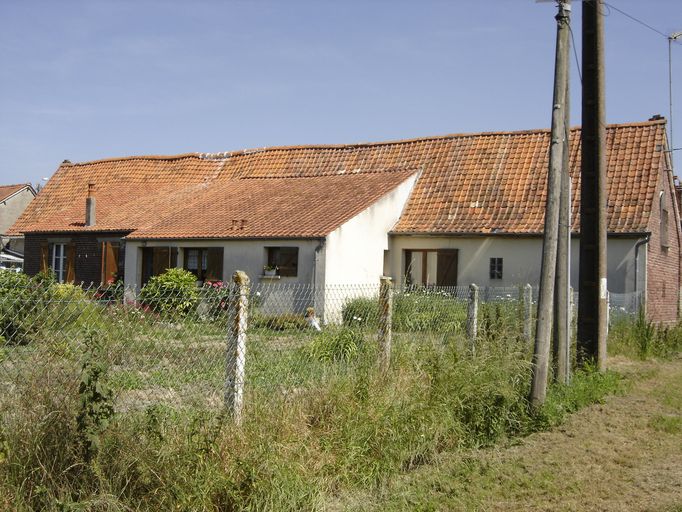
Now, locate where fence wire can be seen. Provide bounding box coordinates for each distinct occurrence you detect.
[0,273,642,418]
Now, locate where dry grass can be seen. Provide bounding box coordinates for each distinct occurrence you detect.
[331,356,682,511]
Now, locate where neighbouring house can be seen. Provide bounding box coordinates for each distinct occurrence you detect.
[8,117,680,323]
[0,183,36,268]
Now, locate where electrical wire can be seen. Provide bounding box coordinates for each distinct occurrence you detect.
[602,2,680,42]
[568,23,582,84]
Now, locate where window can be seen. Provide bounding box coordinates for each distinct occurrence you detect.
[489,257,503,280]
[43,242,75,283]
[184,248,224,282]
[266,247,298,277]
[660,191,670,248]
[404,249,458,286]
[142,247,178,286]
[52,243,66,283]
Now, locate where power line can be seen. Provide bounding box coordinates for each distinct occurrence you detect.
[568,24,582,83]
[602,2,681,42]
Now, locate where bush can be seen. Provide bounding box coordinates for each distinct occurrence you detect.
[139,268,199,318]
[342,291,465,333]
[341,296,379,328]
[0,271,54,345]
[308,327,365,362]
[199,281,232,319]
[609,313,682,360]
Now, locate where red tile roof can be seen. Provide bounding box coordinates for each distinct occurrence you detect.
[0,184,32,203]
[9,119,668,238]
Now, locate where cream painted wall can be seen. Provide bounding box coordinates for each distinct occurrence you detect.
[389,235,645,293]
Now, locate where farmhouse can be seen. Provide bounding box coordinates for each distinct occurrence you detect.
[8,117,680,322]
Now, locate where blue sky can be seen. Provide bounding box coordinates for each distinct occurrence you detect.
[0,0,680,186]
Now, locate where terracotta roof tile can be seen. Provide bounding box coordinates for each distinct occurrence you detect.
[9,119,667,238]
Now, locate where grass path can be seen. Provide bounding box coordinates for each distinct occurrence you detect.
[331,356,682,511]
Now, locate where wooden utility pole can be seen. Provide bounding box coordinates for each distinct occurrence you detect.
[531,0,571,406]
[553,62,572,385]
[577,0,608,369]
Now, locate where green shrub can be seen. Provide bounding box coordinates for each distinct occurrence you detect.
[77,331,114,462]
[0,271,38,345]
[393,290,464,332]
[342,291,465,333]
[139,268,199,318]
[308,327,365,362]
[342,296,379,328]
[609,313,682,360]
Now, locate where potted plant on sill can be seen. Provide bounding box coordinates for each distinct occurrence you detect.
[263,265,278,277]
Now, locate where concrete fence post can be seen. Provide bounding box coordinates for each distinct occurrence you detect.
[378,276,393,371]
[523,283,533,344]
[466,284,479,348]
[225,270,250,424]
[606,291,610,336]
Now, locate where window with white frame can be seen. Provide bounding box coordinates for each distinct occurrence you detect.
[52,243,66,283]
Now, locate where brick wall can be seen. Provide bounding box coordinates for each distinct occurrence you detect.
[645,160,681,324]
[24,232,128,285]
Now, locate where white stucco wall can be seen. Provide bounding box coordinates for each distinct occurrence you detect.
[324,174,418,286]
[0,187,34,235]
[1,187,34,255]
[389,235,646,293]
[319,174,417,322]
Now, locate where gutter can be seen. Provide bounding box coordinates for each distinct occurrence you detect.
[634,235,650,294]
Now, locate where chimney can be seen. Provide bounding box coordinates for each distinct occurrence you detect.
[85,182,96,227]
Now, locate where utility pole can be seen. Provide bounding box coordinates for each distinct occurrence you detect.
[553,66,571,385]
[670,32,682,169]
[530,0,571,406]
[577,0,608,370]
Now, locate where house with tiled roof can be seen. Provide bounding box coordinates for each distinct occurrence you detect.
[0,184,36,266]
[9,117,680,322]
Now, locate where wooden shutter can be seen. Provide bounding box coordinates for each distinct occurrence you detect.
[205,248,224,282]
[40,243,49,272]
[101,242,119,284]
[436,250,458,287]
[65,242,76,283]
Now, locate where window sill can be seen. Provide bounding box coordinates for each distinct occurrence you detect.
[260,275,281,280]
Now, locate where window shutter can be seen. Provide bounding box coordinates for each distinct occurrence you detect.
[206,248,224,282]
[40,243,49,272]
[65,242,76,283]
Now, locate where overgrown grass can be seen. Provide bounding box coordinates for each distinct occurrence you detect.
[609,313,682,360]
[0,323,627,511]
[4,281,673,511]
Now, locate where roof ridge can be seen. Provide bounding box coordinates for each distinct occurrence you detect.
[61,119,665,167]
[63,153,202,167]
[0,183,32,189]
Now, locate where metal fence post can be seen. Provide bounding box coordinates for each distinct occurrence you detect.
[225,270,250,424]
[466,284,479,348]
[523,283,533,344]
[378,276,393,371]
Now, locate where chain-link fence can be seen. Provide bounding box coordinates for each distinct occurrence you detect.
[0,272,642,421]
